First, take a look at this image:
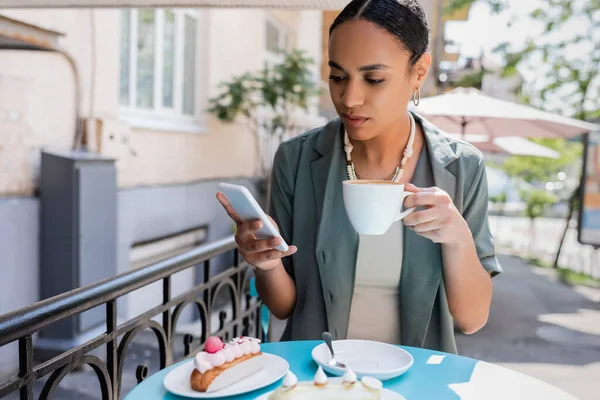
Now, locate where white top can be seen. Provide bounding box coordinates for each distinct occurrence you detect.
[346,221,403,344]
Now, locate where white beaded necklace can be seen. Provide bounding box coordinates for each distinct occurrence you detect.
[344,112,417,182]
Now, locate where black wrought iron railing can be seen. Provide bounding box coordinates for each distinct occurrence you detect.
[0,236,262,400]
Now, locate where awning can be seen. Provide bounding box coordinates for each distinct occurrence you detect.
[0,0,349,8]
[0,14,64,50]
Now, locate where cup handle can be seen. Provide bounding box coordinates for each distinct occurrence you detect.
[394,191,416,221]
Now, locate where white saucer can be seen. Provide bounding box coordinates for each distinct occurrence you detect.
[254,377,406,399]
[311,340,414,381]
[163,353,289,398]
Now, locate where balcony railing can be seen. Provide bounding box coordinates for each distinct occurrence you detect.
[0,236,262,399]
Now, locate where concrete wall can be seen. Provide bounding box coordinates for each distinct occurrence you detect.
[117,117,258,188]
[297,10,323,89]
[117,177,262,322]
[0,198,39,379]
[0,51,76,196]
[0,9,119,121]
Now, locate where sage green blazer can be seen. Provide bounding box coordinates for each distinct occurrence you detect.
[268,112,502,354]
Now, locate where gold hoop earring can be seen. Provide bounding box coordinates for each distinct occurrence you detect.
[412,88,421,106]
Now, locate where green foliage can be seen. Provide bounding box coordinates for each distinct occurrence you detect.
[588,108,600,121]
[489,192,507,204]
[558,268,600,288]
[500,138,582,184]
[489,191,508,217]
[527,256,600,287]
[207,72,256,122]
[520,189,557,220]
[207,49,320,137]
[452,70,485,90]
[207,49,321,177]
[446,0,600,121]
[446,0,600,120]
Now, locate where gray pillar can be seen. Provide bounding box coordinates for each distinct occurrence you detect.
[38,151,117,354]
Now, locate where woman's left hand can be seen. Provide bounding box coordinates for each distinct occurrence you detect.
[402,184,469,246]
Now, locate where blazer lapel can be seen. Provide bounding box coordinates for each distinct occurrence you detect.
[311,119,358,336]
[401,112,459,347]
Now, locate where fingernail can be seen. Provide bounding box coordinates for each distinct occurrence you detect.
[253,221,262,229]
[269,238,280,246]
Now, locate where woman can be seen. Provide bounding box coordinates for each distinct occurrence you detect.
[217,0,501,354]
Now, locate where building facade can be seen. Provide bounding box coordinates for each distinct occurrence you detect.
[0,6,324,375]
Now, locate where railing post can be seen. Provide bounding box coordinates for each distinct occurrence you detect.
[162,276,173,366]
[233,248,241,340]
[203,259,211,284]
[233,248,240,268]
[19,336,33,400]
[106,300,118,400]
[203,260,211,335]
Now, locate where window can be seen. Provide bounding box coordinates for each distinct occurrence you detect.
[120,9,200,130]
[162,10,175,108]
[265,18,288,65]
[183,15,197,115]
[136,9,155,108]
[119,10,131,105]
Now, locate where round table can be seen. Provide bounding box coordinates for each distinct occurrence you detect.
[125,340,576,400]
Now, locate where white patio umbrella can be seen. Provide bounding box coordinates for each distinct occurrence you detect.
[492,136,561,158]
[445,134,561,158]
[411,87,599,139]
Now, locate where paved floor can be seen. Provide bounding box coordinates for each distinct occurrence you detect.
[3,252,599,399]
[455,253,600,400]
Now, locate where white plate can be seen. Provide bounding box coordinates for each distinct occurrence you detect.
[311,340,414,381]
[254,378,406,400]
[163,353,289,398]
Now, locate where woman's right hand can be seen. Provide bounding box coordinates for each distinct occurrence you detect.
[216,192,297,271]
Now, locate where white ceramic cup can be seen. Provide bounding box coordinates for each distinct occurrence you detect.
[342,179,416,235]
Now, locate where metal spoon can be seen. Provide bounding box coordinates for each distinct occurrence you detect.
[322,331,346,368]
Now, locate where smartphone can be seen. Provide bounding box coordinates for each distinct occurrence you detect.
[217,182,289,252]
